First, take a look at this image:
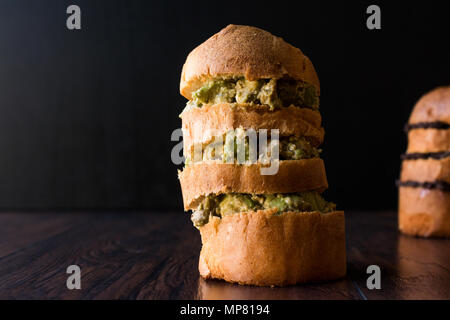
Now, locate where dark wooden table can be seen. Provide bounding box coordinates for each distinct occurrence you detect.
[0,211,449,300]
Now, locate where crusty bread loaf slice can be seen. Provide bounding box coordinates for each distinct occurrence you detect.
[399,187,450,237]
[407,129,450,153]
[181,103,324,153]
[198,209,346,286]
[179,159,328,210]
[401,157,450,183]
[180,25,320,100]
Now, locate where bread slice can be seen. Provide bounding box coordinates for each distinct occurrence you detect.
[408,86,450,124]
[401,157,450,183]
[180,25,319,100]
[399,187,450,237]
[181,103,324,153]
[407,129,450,153]
[198,209,346,286]
[179,159,328,210]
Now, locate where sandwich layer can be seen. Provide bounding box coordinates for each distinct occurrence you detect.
[397,180,450,191]
[401,157,450,183]
[180,24,320,100]
[399,187,450,237]
[191,192,335,227]
[182,103,324,152]
[179,159,328,210]
[401,151,450,160]
[198,209,346,286]
[407,129,450,153]
[185,77,319,110]
[185,134,320,166]
[404,121,450,131]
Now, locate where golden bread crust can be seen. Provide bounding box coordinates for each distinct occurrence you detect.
[198,209,346,286]
[407,129,450,153]
[409,86,450,124]
[181,103,324,152]
[401,158,450,183]
[179,159,328,210]
[180,25,320,100]
[399,187,450,237]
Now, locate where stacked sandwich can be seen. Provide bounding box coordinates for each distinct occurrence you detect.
[178,25,346,286]
[399,86,450,237]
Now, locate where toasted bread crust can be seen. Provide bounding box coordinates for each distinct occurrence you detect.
[182,103,324,152]
[407,129,450,153]
[180,25,320,100]
[179,159,328,210]
[409,86,450,124]
[198,209,346,286]
[399,187,450,237]
[401,158,450,183]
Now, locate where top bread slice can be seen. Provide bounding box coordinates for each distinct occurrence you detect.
[405,86,450,153]
[408,86,450,124]
[180,24,320,100]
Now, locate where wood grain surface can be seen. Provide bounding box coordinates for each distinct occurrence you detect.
[0,211,449,299]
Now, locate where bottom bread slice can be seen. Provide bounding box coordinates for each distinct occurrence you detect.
[399,187,450,237]
[198,209,346,286]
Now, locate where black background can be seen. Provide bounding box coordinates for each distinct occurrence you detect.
[0,1,448,211]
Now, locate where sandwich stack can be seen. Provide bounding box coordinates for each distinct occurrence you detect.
[399,86,450,237]
[178,25,346,286]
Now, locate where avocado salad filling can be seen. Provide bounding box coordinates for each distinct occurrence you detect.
[185,133,320,166]
[191,192,335,227]
[185,77,319,111]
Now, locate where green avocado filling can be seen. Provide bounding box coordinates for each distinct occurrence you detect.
[191,192,335,227]
[186,77,319,110]
[185,134,320,166]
